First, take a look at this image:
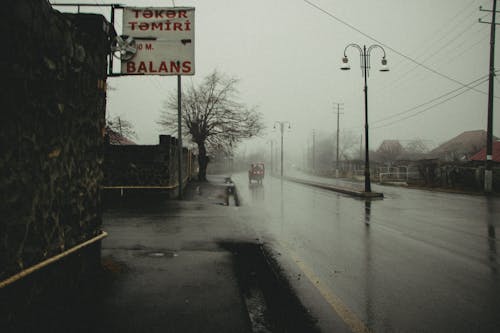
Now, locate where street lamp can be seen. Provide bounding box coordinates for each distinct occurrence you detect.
[341,44,389,192]
[273,121,291,178]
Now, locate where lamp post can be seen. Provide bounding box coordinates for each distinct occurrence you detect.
[341,44,389,193]
[267,139,276,176]
[273,121,291,178]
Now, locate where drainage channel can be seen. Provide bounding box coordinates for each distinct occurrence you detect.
[220,242,319,333]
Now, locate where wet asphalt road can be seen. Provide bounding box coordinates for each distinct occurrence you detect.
[231,171,500,332]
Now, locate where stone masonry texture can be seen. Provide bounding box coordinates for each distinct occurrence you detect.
[0,0,113,280]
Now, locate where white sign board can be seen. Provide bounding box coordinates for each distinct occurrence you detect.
[121,7,195,75]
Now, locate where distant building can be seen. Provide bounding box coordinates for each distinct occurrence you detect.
[429,130,498,162]
[470,141,500,163]
[104,127,137,145]
[374,140,404,163]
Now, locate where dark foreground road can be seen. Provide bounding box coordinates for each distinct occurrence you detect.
[2,173,498,333]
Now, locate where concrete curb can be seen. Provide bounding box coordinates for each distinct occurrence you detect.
[284,176,384,199]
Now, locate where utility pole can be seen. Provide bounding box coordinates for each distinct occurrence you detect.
[333,102,344,177]
[312,129,316,173]
[273,121,291,178]
[177,74,183,199]
[480,2,498,193]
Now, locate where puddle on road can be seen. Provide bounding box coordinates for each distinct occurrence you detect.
[144,251,178,258]
[127,245,179,258]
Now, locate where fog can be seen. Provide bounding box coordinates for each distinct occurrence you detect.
[52,0,499,161]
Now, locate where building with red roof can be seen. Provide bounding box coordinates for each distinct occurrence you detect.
[470,141,500,162]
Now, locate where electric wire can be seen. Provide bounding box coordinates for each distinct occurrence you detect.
[342,71,492,132]
[373,73,490,125]
[425,26,489,69]
[407,27,490,86]
[384,0,479,74]
[378,16,488,93]
[374,1,487,94]
[378,24,490,97]
[373,78,489,130]
[303,0,493,97]
[417,0,479,53]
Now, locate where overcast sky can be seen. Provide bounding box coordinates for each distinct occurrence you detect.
[52,0,499,158]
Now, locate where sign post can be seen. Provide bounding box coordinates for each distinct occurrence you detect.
[116,7,195,199]
[120,7,195,76]
[177,74,182,199]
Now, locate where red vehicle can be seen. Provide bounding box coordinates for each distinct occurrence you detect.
[248,163,265,184]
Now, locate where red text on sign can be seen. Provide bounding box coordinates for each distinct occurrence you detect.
[126,61,192,74]
[128,20,191,32]
[132,9,188,19]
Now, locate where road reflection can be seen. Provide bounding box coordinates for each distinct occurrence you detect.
[233,172,500,332]
[363,199,375,330]
[486,197,497,275]
[364,200,371,225]
[280,179,285,235]
[248,183,265,202]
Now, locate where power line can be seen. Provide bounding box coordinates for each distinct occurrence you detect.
[338,41,492,132]
[373,77,489,129]
[303,0,492,96]
[378,16,488,94]
[384,0,479,74]
[377,26,490,98]
[374,73,490,124]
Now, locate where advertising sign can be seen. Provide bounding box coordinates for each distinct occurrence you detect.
[121,7,195,75]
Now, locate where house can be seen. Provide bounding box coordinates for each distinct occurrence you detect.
[373,140,404,163]
[429,130,498,161]
[470,141,500,163]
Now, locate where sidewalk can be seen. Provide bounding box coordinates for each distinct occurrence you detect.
[279,170,384,199]
[284,175,384,198]
[2,175,329,332]
[96,175,255,333]
[94,175,321,333]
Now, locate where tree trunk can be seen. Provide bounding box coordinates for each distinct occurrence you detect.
[197,141,208,181]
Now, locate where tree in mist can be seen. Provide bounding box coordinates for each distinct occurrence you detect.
[404,139,430,154]
[337,130,359,160]
[312,130,359,171]
[158,70,264,181]
[375,140,404,163]
[106,115,137,140]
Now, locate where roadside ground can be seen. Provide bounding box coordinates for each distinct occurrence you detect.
[1,175,330,333]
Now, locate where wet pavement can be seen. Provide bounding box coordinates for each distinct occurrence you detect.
[231,171,500,332]
[96,175,331,333]
[99,178,254,333]
[3,172,499,332]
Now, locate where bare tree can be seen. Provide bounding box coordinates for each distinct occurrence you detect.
[404,139,430,154]
[158,71,264,181]
[376,140,404,163]
[338,130,359,160]
[312,130,359,172]
[106,115,138,140]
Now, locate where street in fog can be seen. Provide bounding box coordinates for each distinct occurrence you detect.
[231,172,500,332]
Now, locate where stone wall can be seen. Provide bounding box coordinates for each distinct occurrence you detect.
[0,0,113,280]
[103,134,196,189]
